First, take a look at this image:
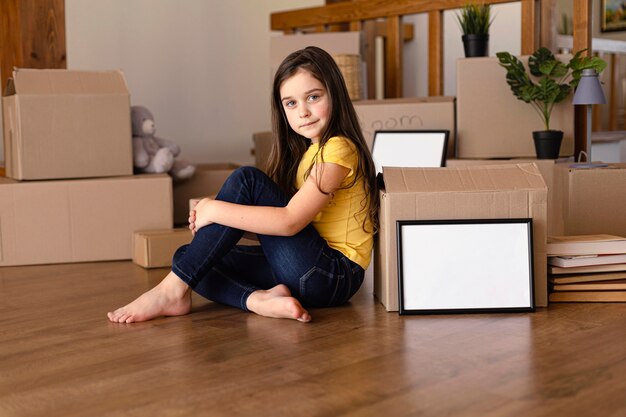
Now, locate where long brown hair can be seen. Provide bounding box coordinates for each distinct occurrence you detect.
[266,46,378,232]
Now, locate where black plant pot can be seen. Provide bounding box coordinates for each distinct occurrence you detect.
[462,34,489,57]
[533,130,563,159]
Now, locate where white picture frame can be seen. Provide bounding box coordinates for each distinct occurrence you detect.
[372,130,449,175]
[397,218,535,315]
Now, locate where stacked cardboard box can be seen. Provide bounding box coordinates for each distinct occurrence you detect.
[1,69,172,266]
[2,69,133,180]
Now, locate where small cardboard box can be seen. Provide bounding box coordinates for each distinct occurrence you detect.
[375,164,548,311]
[173,163,239,225]
[133,228,193,268]
[446,158,572,236]
[2,68,133,180]
[456,56,574,159]
[553,163,626,237]
[252,131,273,173]
[0,174,172,266]
[353,97,457,158]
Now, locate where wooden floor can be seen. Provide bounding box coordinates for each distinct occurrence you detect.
[1,261,625,417]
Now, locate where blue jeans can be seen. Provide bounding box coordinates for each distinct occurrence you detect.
[171,166,365,311]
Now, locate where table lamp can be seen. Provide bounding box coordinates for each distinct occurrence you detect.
[570,68,607,168]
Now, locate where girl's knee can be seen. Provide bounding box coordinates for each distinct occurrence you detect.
[232,165,263,179]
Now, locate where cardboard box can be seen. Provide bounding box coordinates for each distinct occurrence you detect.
[446,158,573,236]
[2,68,133,180]
[0,174,172,266]
[252,131,273,173]
[133,228,193,268]
[353,97,457,158]
[374,164,548,311]
[456,56,574,158]
[173,163,239,225]
[553,163,626,237]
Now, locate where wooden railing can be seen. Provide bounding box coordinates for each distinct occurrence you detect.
[271,0,595,157]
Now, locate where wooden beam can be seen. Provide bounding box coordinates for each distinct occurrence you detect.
[384,15,402,98]
[573,0,592,160]
[540,0,556,50]
[520,0,538,54]
[608,53,617,130]
[428,10,443,96]
[373,21,414,42]
[271,0,515,31]
[0,0,66,95]
[349,21,362,31]
[363,20,377,99]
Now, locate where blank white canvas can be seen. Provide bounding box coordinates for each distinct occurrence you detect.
[372,131,446,174]
[400,222,532,311]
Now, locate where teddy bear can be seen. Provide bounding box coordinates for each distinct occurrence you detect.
[131,105,195,181]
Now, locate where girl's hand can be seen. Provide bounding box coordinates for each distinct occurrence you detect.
[188,209,197,236]
[189,198,214,235]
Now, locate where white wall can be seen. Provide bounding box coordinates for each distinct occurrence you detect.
[64,0,322,165]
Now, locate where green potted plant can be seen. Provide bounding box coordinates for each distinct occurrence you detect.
[457,3,493,57]
[496,47,607,159]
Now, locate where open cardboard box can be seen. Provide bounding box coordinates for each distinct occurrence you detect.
[553,163,626,238]
[374,164,548,311]
[2,69,133,180]
[446,158,573,236]
[0,174,172,266]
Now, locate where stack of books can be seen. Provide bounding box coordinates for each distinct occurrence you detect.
[547,234,626,302]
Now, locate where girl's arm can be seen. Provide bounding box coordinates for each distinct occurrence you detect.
[191,163,349,236]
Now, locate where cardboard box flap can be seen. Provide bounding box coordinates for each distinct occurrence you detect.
[10,68,129,95]
[566,162,626,174]
[383,163,546,193]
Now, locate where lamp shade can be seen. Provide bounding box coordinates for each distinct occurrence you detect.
[573,69,607,105]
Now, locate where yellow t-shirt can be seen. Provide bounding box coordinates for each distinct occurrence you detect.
[295,136,373,269]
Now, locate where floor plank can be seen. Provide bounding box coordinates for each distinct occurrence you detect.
[0,261,625,416]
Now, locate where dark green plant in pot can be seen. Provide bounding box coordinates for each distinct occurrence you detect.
[457,3,492,35]
[457,3,493,57]
[496,47,606,158]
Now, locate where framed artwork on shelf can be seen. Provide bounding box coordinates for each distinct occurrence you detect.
[396,218,535,315]
[601,0,626,32]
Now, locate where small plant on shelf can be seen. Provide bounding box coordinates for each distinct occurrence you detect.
[457,3,494,57]
[457,3,492,35]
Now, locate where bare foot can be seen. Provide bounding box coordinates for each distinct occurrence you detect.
[107,271,192,323]
[246,284,311,322]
